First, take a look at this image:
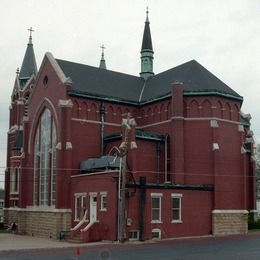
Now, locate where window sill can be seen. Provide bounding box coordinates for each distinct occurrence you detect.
[100,208,107,212]
[171,220,183,224]
[151,220,163,224]
[10,192,19,195]
[129,238,139,241]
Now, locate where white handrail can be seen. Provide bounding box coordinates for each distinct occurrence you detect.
[70,210,88,231]
[80,220,99,232]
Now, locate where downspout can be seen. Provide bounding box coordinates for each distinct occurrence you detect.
[139,176,146,241]
[164,134,169,183]
[99,101,105,156]
[156,142,161,183]
[118,157,122,241]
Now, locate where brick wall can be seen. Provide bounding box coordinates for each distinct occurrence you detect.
[212,210,248,235]
[4,208,71,239]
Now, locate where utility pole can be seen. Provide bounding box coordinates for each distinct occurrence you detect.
[118,113,137,243]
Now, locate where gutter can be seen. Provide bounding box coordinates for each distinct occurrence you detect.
[127,182,214,191]
[68,90,243,107]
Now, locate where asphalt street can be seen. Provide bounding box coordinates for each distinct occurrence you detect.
[1,233,260,259]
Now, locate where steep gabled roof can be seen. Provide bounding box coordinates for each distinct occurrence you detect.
[56,58,242,105]
[141,60,242,102]
[57,59,144,104]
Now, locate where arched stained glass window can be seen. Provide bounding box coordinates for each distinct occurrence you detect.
[33,109,57,206]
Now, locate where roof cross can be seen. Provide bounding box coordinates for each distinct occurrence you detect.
[100,44,106,54]
[99,44,107,69]
[28,27,34,43]
[146,6,149,22]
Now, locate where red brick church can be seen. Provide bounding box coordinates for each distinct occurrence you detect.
[5,11,256,242]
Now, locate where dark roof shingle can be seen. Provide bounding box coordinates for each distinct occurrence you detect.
[57,59,144,103]
[141,60,242,102]
[19,42,38,85]
[56,58,242,105]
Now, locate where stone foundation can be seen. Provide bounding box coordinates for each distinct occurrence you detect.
[4,207,71,239]
[212,210,248,235]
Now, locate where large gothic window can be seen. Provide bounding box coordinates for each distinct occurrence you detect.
[33,109,57,206]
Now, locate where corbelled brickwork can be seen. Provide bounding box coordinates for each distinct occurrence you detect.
[4,208,71,239]
[212,210,248,235]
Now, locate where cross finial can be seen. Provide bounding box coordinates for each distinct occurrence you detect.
[101,44,105,54]
[100,44,106,59]
[146,6,149,22]
[99,44,107,69]
[28,27,34,43]
[16,68,20,76]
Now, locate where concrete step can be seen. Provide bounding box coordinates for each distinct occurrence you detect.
[66,238,84,243]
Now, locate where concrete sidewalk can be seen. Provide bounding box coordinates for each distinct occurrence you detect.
[0,233,92,251]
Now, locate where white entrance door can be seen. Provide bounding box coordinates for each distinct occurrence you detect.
[90,195,97,222]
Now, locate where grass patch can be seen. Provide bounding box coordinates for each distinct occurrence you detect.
[248,212,260,230]
[0,228,7,234]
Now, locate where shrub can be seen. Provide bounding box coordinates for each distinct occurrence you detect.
[248,212,260,229]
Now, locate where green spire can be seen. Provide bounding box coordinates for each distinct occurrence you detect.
[99,44,107,69]
[140,7,154,80]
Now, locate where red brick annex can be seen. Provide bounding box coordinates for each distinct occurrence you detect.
[5,11,256,242]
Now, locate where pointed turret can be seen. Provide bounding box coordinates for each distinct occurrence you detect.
[140,7,154,80]
[13,68,21,94]
[19,27,38,88]
[99,44,107,69]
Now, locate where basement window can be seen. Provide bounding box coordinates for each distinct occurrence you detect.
[129,230,139,241]
[152,228,161,240]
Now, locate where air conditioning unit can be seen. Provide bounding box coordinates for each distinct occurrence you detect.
[127,218,132,226]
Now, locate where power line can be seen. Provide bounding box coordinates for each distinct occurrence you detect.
[0,168,257,179]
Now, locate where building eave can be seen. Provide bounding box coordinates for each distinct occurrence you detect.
[68,90,140,106]
[127,182,214,191]
[183,91,243,102]
[68,89,243,108]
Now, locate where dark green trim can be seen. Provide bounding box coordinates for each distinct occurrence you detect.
[104,130,166,142]
[183,91,243,101]
[68,91,140,106]
[68,89,243,108]
[127,182,214,191]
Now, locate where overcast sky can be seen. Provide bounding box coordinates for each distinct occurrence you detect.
[0,0,259,188]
